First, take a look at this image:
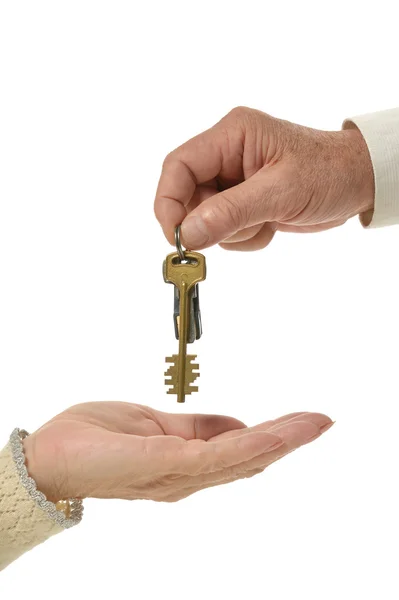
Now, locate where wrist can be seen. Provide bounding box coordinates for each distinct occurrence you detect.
[341,125,375,224]
[10,429,84,527]
[23,434,65,503]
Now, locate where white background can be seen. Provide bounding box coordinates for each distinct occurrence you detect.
[0,1,398,598]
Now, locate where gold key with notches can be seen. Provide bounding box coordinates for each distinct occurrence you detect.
[163,226,206,403]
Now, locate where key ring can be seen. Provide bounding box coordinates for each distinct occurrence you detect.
[175,225,186,261]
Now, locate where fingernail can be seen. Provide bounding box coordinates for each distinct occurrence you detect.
[320,421,335,434]
[181,216,210,248]
[270,221,278,232]
[307,421,335,443]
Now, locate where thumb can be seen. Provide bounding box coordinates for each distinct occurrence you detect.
[181,169,282,249]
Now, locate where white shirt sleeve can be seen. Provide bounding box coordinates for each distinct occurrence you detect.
[343,107,399,227]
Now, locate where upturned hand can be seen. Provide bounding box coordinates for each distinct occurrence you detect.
[23,402,333,503]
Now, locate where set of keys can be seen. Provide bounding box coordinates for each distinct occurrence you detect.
[163,226,207,403]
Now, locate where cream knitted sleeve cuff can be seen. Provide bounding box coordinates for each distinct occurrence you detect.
[0,430,83,571]
[343,107,399,228]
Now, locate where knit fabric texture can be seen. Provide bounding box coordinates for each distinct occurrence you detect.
[0,442,63,571]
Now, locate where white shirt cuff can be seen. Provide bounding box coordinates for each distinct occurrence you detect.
[343,107,399,227]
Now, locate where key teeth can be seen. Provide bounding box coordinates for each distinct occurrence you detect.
[164,354,200,397]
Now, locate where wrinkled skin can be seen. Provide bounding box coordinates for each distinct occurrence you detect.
[23,401,333,503]
[155,107,374,251]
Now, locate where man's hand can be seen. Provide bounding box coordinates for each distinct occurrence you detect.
[22,402,333,503]
[155,107,374,251]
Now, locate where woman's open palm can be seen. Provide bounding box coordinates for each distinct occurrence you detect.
[23,402,333,503]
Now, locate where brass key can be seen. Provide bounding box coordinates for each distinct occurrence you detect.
[163,250,206,402]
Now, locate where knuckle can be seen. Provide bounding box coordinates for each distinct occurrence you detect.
[228,105,251,120]
[225,106,263,134]
[162,150,177,169]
